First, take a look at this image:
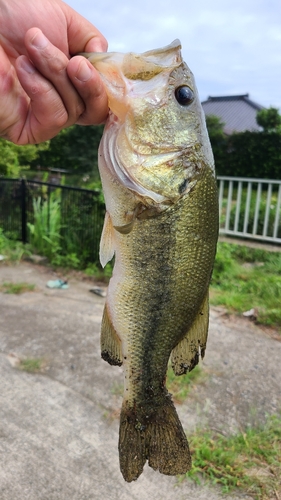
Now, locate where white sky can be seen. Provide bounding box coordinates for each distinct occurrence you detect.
[67,0,281,110]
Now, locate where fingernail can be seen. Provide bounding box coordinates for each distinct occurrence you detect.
[19,57,36,74]
[31,30,48,49]
[76,60,92,82]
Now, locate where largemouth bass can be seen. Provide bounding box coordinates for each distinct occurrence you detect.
[84,39,218,482]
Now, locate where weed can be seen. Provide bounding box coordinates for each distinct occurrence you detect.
[19,358,44,373]
[52,252,81,269]
[0,282,35,294]
[84,262,113,281]
[167,365,203,404]
[186,413,281,499]
[27,194,61,262]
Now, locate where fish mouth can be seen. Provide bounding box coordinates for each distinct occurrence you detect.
[81,40,183,122]
[81,39,182,73]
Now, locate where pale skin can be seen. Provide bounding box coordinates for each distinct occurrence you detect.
[0,0,108,145]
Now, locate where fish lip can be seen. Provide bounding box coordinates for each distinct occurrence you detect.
[141,39,182,59]
[80,39,182,66]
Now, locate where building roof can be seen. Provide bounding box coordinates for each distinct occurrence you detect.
[201,94,264,134]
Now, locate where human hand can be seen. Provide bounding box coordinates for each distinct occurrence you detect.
[0,0,108,145]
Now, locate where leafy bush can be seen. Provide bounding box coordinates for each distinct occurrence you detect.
[26,187,105,269]
[0,227,30,262]
[223,131,281,179]
[206,108,281,179]
[34,124,103,177]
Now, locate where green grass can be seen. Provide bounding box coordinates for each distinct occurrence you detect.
[109,364,203,402]
[84,261,113,282]
[0,282,35,294]
[19,358,44,373]
[211,242,281,330]
[167,364,203,404]
[186,413,281,499]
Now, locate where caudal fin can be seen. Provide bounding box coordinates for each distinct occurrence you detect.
[118,396,191,482]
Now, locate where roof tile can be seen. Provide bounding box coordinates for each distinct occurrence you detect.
[201,94,264,134]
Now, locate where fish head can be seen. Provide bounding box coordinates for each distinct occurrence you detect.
[83,40,214,204]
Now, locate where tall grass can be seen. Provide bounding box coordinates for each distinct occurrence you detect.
[27,193,61,262]
[26,187,104,269]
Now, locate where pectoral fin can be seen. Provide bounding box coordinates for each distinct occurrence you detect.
[114,221,135,235]
[171,291,209,375]
[100,211,115,268]
[101,304,123,366]
[113,204,163,235]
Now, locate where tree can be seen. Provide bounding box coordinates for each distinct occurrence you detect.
[34,124,104,178]
[0,138,43,177]
[256,107,281,133]
[205,115,227,174]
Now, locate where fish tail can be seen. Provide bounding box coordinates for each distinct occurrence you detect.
[118,396,192,482]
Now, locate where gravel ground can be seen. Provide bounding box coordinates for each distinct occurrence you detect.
[0,260,280,500]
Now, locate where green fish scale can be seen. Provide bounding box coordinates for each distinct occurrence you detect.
[114,167,218,412]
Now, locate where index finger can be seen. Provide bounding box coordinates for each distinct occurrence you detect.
[67,55,108,125]
[61,3,108,54]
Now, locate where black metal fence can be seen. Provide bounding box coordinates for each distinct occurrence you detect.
[0,178,105,264]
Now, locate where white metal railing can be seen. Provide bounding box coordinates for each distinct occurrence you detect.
[217,176,281,244]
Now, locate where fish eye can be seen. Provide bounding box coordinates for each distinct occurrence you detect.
[175,86,194,106]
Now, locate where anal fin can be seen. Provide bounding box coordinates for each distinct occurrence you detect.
[101,304,122,366]
[171,291,209,375]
